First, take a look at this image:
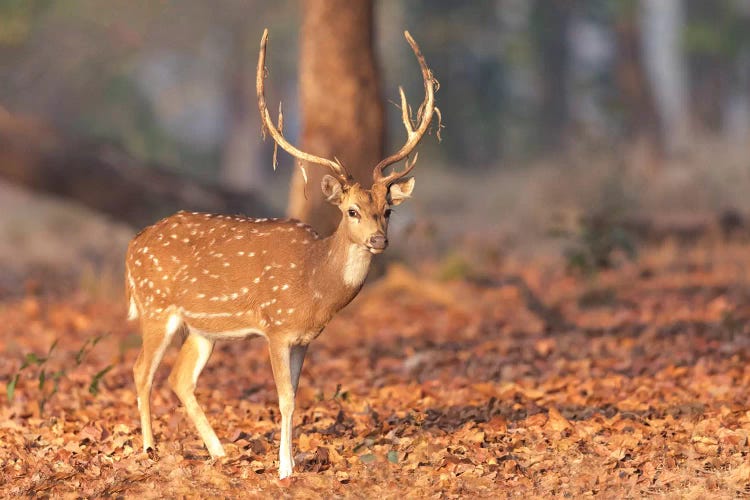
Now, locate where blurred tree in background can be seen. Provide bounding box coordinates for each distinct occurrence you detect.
[0,0,749,226]
[289,0,384,235]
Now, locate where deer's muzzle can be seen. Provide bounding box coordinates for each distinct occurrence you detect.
[367,233,388,253]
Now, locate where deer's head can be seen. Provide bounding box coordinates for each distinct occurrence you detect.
[319,174,413,254]
[256,29,439,255]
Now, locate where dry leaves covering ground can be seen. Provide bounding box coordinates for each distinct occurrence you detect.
[2,240,750,498]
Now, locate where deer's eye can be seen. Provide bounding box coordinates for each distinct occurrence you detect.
[384,209,392,218]
[347,208,360,219]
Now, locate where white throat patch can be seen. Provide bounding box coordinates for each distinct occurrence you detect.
[343,244,372,287]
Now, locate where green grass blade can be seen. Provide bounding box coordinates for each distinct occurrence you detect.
[89,365,113,396]
[6,374,19,403]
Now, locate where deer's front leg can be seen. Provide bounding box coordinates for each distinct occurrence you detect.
[290,344,308,394]
[268,340,307,479]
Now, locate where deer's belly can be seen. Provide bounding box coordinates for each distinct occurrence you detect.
[181,310,267,340]
[188,325,267,341]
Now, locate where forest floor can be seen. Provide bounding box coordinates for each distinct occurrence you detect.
[2,236,750,498]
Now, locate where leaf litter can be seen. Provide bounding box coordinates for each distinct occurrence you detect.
[1,241,750,496]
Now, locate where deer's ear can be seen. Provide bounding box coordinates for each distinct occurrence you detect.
[388,177,415,206]
[321,175,344,205]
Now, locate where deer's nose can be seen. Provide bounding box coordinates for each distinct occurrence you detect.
[368,233,388,250]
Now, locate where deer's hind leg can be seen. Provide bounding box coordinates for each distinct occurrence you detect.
[168,330,225,458]
[133,313,182,452]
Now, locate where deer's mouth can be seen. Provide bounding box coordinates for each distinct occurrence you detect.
[366,245,386,255]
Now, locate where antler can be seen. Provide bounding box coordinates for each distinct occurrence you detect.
[373,31,439,186]
[256,29,351,183]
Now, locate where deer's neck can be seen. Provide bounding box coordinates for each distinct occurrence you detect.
[313,220,372,295]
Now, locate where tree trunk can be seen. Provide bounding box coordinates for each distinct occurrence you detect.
[0,112,271,228]
[639,0,690,154]
[288,0,384,236]
[567,8,613,141]
[532,0,572,151]
[724,47,750,143]
[614,2,661,151]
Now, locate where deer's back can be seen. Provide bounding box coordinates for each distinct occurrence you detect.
[126,211,322,333]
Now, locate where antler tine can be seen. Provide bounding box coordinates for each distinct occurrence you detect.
[373,30,438,185]
[401,151,419,177]
[257,29,351,183]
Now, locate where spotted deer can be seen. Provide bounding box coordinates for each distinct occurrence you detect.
[125,29,439,479]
